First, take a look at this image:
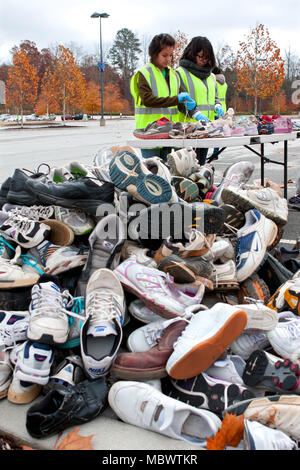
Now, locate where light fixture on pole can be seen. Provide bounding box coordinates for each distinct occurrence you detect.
[91,12,109,126]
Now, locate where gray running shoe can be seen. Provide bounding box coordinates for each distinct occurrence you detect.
[212,161,255,205]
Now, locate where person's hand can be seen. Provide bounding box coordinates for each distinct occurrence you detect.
[215,104,224,118]
[177,92,192,103]
[193,111,209,122]
[184,98,196,110]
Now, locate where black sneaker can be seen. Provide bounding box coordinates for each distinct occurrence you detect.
[243,349,300,394]
[7,169,47,206]
[0,177,12,208]
[161,372,255,417]
[25,176,115,216]
[43,355,86,394]
[26,377,108,438]
[157,254,213,283]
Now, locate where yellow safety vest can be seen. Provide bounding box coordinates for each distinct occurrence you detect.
[130,63,180,130]
[217,82,228,114]
[176,67,217,122]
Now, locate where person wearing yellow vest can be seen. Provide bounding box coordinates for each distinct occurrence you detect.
[176,37,224,165]
[130,33,195,160]
[211,66,228,157]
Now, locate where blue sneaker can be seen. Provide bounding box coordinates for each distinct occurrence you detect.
[109,146,178,205]
[235,209,278,282]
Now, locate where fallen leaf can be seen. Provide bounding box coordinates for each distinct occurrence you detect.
[21,445,34,450]
[54,427,95,450]
[206,413,245,450]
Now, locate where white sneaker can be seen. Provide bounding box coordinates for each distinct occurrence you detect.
[222,186,288,226]
[0,349,13,399]
[0,247,40,289]
[92,146,115,182]
[80,268,126,378]
[204,355,246,386]
[267,315,300,361]
[2,204,55,220]
[14,340,54,385]
[167,147,200,178]
[128,299,163,324]
[230,332,270,359]
[201,237,234,262]
[166,303,247,379]
[53,206,95,236]
[121,240,157,268]
[0,210,51,248]
[235,302,278,332]
[243,419,297,450]
[210,260,239,290]
[0,310,30,348]
[143,156,172,183]
[235,209,278,282]
[108,380,221,446]
[7,371,42,404]
[114,258,206,319]
[28,281,71,345]
[127,318,176,352]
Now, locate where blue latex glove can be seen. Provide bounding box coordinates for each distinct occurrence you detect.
[177,92,192,103]
[193,111,209,122]
[215,104,224,118]
[184,98,196,110]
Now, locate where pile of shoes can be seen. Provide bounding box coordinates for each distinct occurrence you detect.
[0,145,299,451]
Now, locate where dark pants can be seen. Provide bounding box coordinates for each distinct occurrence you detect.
[141,147,170,161]
[196,148,208,166]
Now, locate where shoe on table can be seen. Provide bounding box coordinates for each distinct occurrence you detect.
[80,268,126,379]
[108,380,221,446]
[166,303,247,379]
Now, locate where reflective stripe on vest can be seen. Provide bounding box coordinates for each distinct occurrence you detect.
[176,67,216,122]
[130,63,180,129]
[216,82,227,113]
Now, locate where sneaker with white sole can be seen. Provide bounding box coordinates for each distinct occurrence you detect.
[43,354,85,394]
[114,257,206,319]
[80,268,126,379]
[0,309,30,348]
[0,211,51,249]
[211,161,255,205]
[0,349,13,399]
[0,234,15,260]
[127,317,180,352]
[128,299,163,324]
[243,419,297,450]
[154,230,215,263]
[92,146,114,182]
[161,371,255,416]
[266,314,300,361]
[26,241,88,276]
[201,237,235,263]
[27,281,72,345]
[108,380,221,446]
[243,349,300,394]
[235,209,278,282]
[224,394,300,441]
[2,204,55,221]
[222,186,288,226]
[0,247,40,289]
[166,303,248,379]
[53,206,95,236]
[7,372,42,404]
[143,156,172,183]
[121,240,157,268]
[109,146,179,205]
[167,147,200,178]
[204,355,246,387]
[14,340,54,385]
[210,260,239,290]
[235,302,278,332]
[230,332,270,359]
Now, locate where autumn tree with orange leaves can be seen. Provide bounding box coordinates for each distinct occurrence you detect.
[234,24,285,114]
[6,49,39,127]
[171,30,189,68]
[84,80,100,117]
[42,46,86,123]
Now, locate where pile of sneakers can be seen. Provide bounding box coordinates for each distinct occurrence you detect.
[0,145,299,450]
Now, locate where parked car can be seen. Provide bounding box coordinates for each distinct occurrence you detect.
[0,114,10,121]
[25,114,38,121]
[72,113,83,120]
[61,114,72,121]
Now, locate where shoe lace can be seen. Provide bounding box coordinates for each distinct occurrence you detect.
[0,320,28,351]
[86,290,123,325]
[66,296,85,327]
[9,205,53,221]
[22,163,51,178]
[30,285,83,321]
[21,254,45,275]
[0,235,15,257]
[6,213,35,234]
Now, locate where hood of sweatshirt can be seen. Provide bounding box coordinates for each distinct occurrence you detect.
[215,73,226,85]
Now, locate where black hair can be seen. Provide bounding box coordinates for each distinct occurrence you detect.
[148,34,175,62]
[181,37,216,70]
[212,66,222,74]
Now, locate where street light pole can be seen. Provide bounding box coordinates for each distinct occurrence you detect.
[91,12,109,126]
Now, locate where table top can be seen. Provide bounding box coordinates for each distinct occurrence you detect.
[127,132,298,149]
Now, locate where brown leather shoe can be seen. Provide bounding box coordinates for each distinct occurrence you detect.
[110,319,187,380]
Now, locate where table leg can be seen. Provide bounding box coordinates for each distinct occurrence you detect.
[261,143,265,186]
[284,140,288,199]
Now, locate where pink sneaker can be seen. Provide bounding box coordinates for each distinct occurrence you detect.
[114,258,206,319]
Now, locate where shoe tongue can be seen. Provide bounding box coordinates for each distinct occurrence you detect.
[38,281,60,294]
[87,321,117,337]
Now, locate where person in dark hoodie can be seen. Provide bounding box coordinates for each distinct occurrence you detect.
[211,66,228,157]
[176,37,224,165]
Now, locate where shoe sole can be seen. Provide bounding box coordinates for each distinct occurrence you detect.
[0,385,9,399]
[7,384,42,404]
[213,280,240,291]
[219,205,245,233]
[222,187,287,226]
[27,330,68,345]
[243,307,278,332]
[109,150,174,204]
[133,131,170,139]
[110,364,167,381]
[240,273,270,304]
[43,219,74,246]
[0,276,40,290]
[163,375,255,416]
[167,310,248,379]
[243,349,300,390]
[171,178,199,202]
[45,254,88,276]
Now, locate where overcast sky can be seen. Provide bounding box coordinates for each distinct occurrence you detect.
[1,0,300,64]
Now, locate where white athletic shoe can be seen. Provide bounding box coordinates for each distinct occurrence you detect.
[235,302,278,332]
[108,380,221,446]
[127,318,177,352]
[0,310,30,348]
[128,299,162,324]
[80,268,126,379]
[0,247,40,289]
[0,210,51,249]
[167,147,200,178]
[121,240,157,268]
[230,332,270,359]
[166,303,247,379]
[243,419,297,450]
[235,209,278,282]
[201,237,235,262]
[14,340,54,385]
[2,204,55,221]
[267,315,300,361]
[53,206,95,236]
[0,349,13,399]
[143,156,172,183]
